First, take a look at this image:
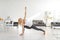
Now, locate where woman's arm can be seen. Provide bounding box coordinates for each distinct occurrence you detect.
[23,6,27,24]
[22,7,27,33]
[19,20,24,35]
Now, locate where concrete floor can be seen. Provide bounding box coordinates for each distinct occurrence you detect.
[0,26,60,40]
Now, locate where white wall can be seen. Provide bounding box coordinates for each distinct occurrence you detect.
[0,0,60,22]
[0,0,25,21]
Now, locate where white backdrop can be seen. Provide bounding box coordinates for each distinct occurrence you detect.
[0,0,60,22]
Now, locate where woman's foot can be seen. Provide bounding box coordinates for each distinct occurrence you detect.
[19,33,24,36]
[43,31,45,35]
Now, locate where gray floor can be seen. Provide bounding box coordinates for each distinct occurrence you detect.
[0,26,60,40]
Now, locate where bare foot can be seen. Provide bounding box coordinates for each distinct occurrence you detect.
[19,33,24,36]
[43,32,45,35]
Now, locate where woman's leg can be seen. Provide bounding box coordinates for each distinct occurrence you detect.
[24,25,31,29]
[31,25,45,35]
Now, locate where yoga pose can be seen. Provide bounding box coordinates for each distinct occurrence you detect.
[18,7,45,35]
[24,25,45,35]
[18,7,26,36]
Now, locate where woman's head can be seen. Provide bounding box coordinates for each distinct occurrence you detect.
[18,18,23,24]
[18,18,25,25]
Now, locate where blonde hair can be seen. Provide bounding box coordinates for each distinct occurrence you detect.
[18,18,23,24]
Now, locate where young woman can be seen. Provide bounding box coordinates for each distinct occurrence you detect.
[18,7,26,36]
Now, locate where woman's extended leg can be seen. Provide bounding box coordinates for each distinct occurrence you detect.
[31,25,45,35]
[24,25,31,29]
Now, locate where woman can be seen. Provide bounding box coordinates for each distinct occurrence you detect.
[18,7,26,36]
[18,18,24,35]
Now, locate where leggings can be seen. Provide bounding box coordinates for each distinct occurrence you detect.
[24,25,31,29]
[31,25,45,32]
[24,25,45,33]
